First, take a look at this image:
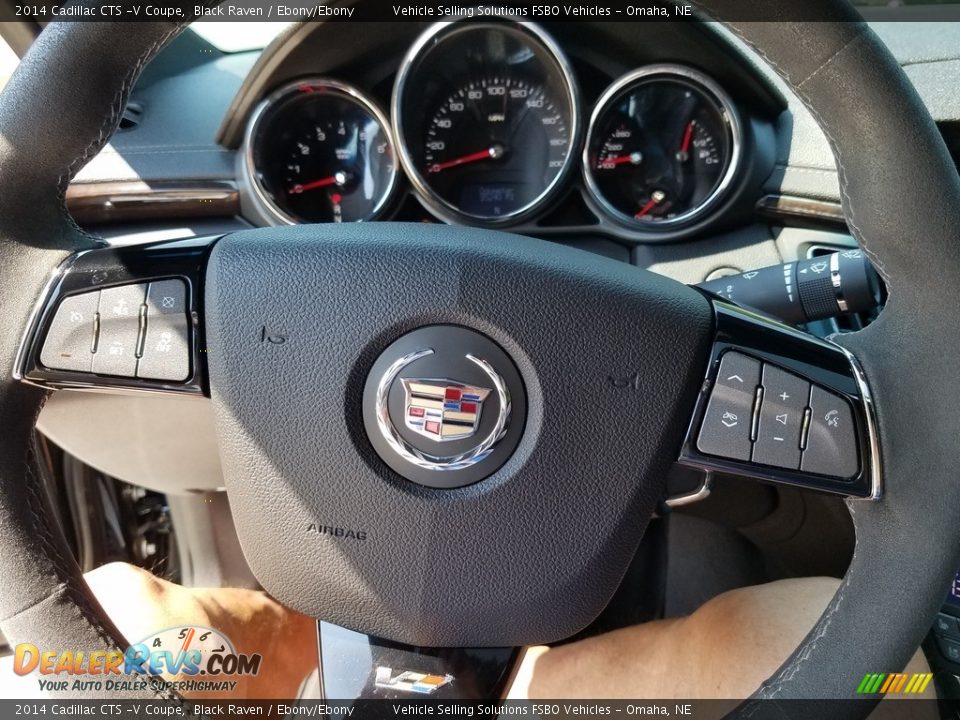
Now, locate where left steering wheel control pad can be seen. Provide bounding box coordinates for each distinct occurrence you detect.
[39,279,190,381]
[16,237,210,395]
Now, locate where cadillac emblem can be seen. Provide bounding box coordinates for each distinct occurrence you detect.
[401,379,491,442]
[370,345,513,477]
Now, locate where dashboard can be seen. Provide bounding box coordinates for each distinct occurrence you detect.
[230,18,781,245]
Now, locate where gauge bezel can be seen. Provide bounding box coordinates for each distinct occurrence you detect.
[582,64,744,232]
[243,78,399,225]
[391,19,582,227]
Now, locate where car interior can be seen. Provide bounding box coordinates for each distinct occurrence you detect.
[3,3,960,716]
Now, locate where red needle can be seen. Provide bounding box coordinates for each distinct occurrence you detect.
[635,190,666,219]
[428,148,496,174]
[635,198,659,219]
[288,176,338,194]
[679,120,696,156]
[600,154,640,168]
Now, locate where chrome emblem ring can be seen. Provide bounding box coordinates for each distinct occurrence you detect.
[375,349,511,472]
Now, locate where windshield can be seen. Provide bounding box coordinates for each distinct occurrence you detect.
[189,21,292,52]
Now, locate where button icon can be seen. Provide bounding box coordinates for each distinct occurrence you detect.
[776,413,788,425]
[161,296,176,309]
[779,392,790,401]
[810,261,828,274]
[156,332,172,353]
[721,412,738,428]
[69,311,84,323]
[825,409,840,428]
[727,374,744,383]
[108,341,124,356]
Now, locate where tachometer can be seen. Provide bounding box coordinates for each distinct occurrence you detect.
[393,20,580,226]
[245,79,398,224]
[583,66,742,231]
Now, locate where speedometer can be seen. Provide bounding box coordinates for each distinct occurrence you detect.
[393,20,580,226]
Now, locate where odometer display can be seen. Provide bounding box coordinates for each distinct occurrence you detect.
[247,80,397,224]
[584,66,742,231]
[394,21,579,225]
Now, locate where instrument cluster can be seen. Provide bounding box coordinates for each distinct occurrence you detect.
[243,18,745,241]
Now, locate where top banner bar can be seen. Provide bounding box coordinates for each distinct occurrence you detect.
[7,0,960,23]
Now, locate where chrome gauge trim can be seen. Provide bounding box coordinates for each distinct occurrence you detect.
[391,18,582,227]
[242,78,399,226]
[582,64,744,232]
[375,349,513,472]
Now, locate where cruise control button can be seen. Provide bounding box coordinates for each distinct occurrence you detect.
[801,385,859,478]
[146,278,187,316]
[39,291,99,372]
[752,364,809,470]
[697,352,760,462]
[137,313,190,382]
[92,284,146,377]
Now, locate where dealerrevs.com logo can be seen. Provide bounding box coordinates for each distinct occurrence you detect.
[12,625,262,694]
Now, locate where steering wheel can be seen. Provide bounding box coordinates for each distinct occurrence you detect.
[1,2,958,715]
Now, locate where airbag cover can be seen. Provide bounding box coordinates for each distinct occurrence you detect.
[204,223,711,646]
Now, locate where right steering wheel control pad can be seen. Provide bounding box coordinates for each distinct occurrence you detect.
[679,300,876,499]
[698,351,859,478]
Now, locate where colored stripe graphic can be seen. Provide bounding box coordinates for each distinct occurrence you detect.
[857,672,932,694]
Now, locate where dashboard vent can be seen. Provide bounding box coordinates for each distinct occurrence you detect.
[118,101,144,131]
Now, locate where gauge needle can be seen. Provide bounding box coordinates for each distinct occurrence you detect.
[288,172,346,194]
[428,145,504,174]
[635,190,667,219]
[677,120,696,162]
[599,151,643,168]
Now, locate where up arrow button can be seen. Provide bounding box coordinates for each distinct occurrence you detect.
[697,352,761,462]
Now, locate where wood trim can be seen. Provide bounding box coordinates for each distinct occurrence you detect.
[66,180,239,225]
[755,194,846,226]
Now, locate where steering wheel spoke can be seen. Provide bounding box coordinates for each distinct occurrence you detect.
[677,298,880,499]
[15,235,215,396]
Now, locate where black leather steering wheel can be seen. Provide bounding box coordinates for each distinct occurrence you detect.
[1,4,959,717]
